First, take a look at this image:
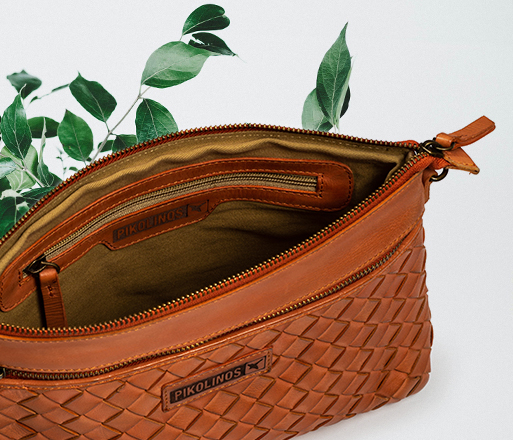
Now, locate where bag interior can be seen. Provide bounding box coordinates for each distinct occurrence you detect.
[0,132,413,328]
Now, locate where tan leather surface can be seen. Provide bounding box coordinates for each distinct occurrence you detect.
[0,171,425,373]
[442,148,480,174]
[38,267,67,329]
[0,222,430,439]
[435,115,495,148]
[0,158,352,313]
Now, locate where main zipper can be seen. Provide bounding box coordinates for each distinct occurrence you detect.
[0,125,431,344]
[0,149,431,341]
[0,124,432,380]
[0,124,419,247]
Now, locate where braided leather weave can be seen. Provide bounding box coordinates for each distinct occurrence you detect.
[0,223,431,440]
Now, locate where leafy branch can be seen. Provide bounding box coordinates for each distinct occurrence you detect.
[0,5,353,239]
[0,4,236,237]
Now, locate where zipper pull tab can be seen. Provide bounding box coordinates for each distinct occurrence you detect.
[435,116,495,148]
[25,257,68,329]
[421,116,495,176]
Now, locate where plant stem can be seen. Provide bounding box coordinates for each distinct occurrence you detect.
[92,86,151,162]
[23,167,45,187]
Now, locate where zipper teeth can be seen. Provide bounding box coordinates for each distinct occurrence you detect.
[0,151,429,340]
[0,123,418,247]
[3,242,400,381]
[44,171,317,260]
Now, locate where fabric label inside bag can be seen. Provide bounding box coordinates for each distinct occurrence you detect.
[162,348,272,411]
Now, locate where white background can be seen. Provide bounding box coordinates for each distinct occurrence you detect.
[1,1,512,439]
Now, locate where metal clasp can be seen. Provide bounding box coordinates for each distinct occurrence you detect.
[24,256,61,276]
[430,168,449,182]
[419,139,455,158]
[420,139,452,182]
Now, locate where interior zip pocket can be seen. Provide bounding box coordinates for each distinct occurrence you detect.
[44,171,318,261]
[15,158,353,328]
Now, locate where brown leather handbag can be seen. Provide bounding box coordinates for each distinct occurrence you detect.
[0,116,494,439]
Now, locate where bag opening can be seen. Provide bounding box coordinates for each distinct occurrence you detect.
[0,132,412,328]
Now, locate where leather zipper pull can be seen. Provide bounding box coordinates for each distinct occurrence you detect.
[421,116,495,175]
[435,116,495,149]
[38,265,68,329]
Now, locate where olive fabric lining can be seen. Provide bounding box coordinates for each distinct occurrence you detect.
[0,133,411,328]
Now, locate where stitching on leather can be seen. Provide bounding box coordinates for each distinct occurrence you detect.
[162,349,272,410]
[445,155,475,168]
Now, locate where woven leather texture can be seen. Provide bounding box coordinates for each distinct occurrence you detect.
[0,225,431,440]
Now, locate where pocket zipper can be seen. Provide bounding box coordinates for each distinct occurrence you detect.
[43,171,317,262]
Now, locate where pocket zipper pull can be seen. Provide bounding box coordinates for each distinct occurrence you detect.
[25,257,68,329]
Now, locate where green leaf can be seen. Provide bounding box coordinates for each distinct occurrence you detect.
[6,70,42,98]
[113,134,138,152]
[301,89,333,132]
[6,167,35,191]
[141,41,211,88]
[58,110,94,162]
[37,119,62,187]
[340,86,351,119]
[302,86,351,132]
[30,83,69,104]
[28,117,59,138]
[0,158,17,179]
[69,73,117,122]
[189,32,236,56]
[1,145,37,173]
[3,145,38,190]
[21,187,55,205]
[182,4,230,36]
[99,140,114,152]
[333,65,351,126]
[0,192,29,237]
[135,99,178,143]
[316,23,351,129]
[98,134,136,153]
[0,178,11,192]
[1,94,32,160]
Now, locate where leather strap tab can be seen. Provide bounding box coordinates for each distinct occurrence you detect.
[443,148,480,174]
[435,116,495,175]
[39,267,68,329]
[436,116,495,148]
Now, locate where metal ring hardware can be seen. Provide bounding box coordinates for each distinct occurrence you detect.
[24,258,61,275]
[420,140,455,157]
[430,168,449,182]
